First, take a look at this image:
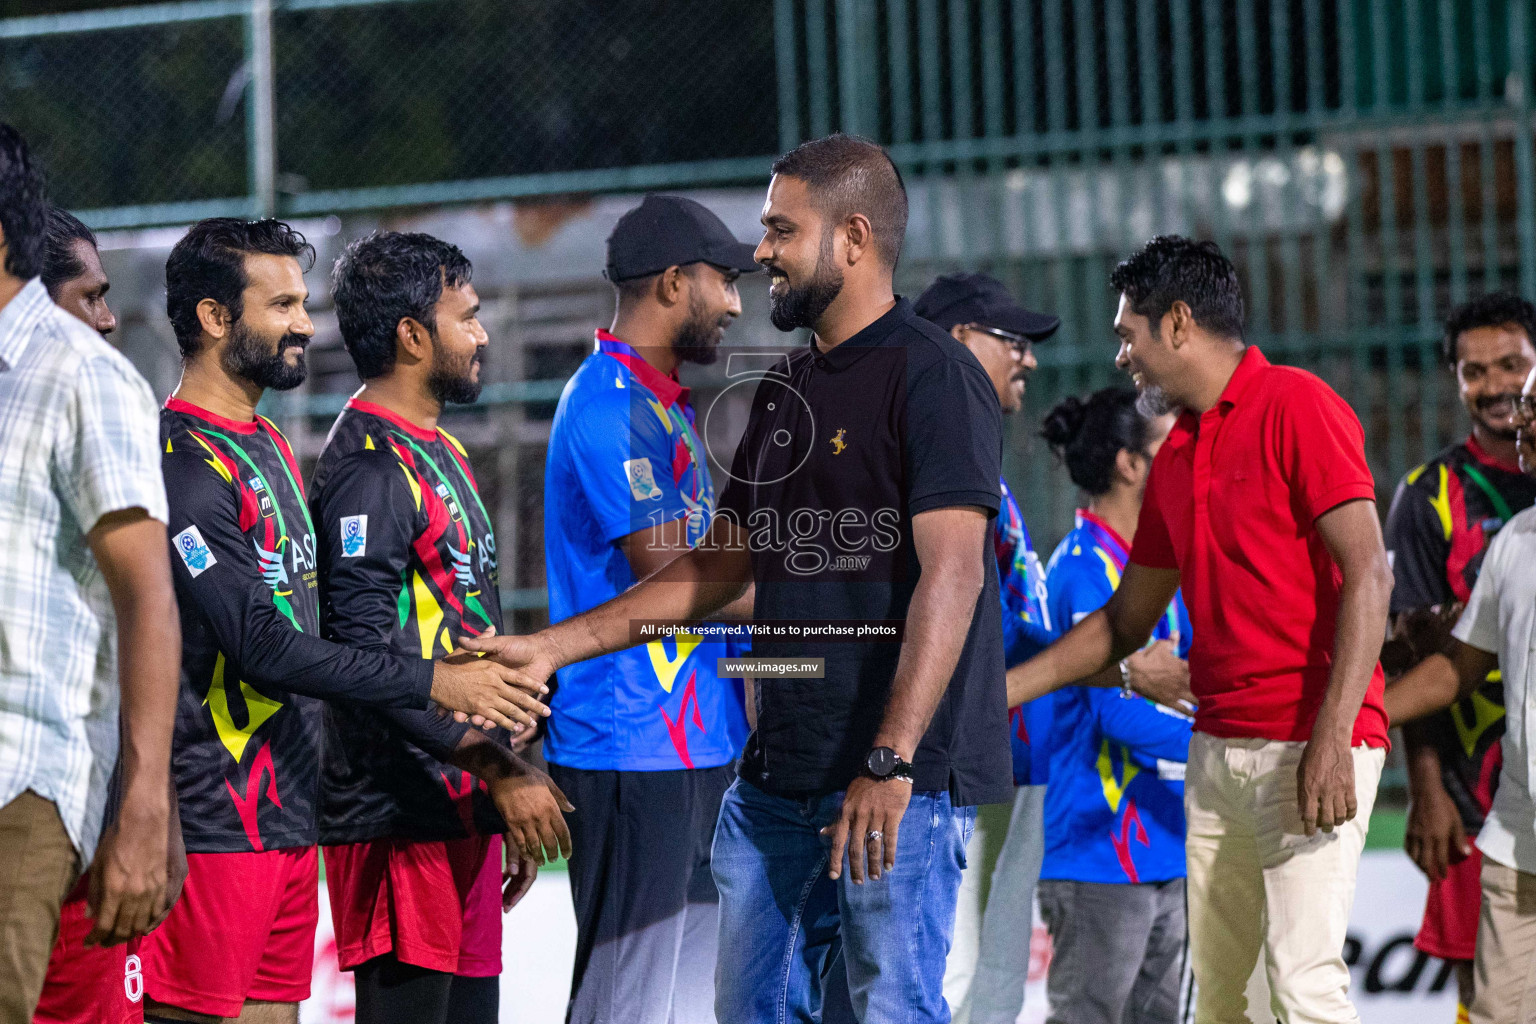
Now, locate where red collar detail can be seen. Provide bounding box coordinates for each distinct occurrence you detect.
[346,398,440,442]
[596,329,689,409]
[164,396,259,434]
[1466,434,1524,475]
[1216,345,1269,410]
[1077,507,1132,552]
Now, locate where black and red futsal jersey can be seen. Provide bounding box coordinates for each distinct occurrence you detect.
[312,398,508,845]
[1386,435,1536,959]
[159,398,433,853]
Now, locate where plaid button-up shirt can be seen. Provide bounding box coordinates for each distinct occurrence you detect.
[0,277,167,864]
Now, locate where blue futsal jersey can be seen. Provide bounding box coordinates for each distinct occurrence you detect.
[997,478,1056,786]
[1041,509,1192,884]
[542,332,748,772]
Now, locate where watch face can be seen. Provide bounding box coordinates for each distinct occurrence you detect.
[867,747,896,777]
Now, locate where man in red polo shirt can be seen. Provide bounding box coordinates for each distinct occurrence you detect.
[1007,236,1394,1023]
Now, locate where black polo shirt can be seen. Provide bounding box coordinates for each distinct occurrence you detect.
[716,297,1011,806]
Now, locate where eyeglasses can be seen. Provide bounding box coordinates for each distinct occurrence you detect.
[966,324,1032,352]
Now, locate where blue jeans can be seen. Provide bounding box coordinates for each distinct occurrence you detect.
[712,776,976,1024]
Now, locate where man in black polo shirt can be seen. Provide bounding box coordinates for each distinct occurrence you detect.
[463,133,1009,1022]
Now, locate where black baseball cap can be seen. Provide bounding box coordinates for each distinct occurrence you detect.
[913,272,1061,340]
[605,194,762,283]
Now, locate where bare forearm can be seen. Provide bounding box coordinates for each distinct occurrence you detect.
[1386,653,1465,726]
[447,729,529,781]
[1006,608,1141,707]
[1315,569,1391,739]
[873,569,983,759]
[1404,738,1444,796]
[711,583,755,624]
[116,590,180,801]
[543,548,749,668]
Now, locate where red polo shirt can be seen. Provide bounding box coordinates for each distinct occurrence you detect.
[1129,346,1389,747]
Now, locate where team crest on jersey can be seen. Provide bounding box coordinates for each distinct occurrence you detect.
[624,457,662,501]
[340,514,367,557]
[174,526,217,577]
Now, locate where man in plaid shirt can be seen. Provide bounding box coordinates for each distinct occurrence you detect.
[0,123,180,1019]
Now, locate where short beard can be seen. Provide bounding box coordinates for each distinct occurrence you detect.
[768,228,844,332]
[673,290,724,366]
[223,320,307,391]
[1136,384,1176,419]
[426,331,483,406]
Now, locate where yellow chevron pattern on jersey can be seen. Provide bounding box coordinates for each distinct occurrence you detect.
[647,398,672,435]
[439,427,469,457]
[1404,461,1456,539]
[1095,546,1122,588]
[412,569,444,659]
[647,632,703,693]
[397,460,422,510]
[1452,688,1506,759]
[1429,464,1454,540]
[204,652,283,763]
[1098,739,1139,813]
[365,434,376,450]
[189,432,234,484]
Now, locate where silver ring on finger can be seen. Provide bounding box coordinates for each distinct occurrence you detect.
[865,829,883,843]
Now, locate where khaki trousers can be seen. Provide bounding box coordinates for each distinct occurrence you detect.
[1184,733,1383,1024]
[1469,858,1536,1024]
[0,791,81,1024]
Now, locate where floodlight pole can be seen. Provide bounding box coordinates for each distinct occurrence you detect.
[247,0,277,218]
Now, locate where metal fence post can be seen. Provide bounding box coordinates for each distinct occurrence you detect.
[774,0,801,152]
[247,0,277,217]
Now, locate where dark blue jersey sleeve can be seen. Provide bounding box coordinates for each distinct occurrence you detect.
[313,448,474,756]
[163,447,432,708]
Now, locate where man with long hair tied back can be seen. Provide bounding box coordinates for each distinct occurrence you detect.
[1036,386,1192,1024]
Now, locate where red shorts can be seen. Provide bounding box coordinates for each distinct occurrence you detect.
[32,878,143,1024]
[1416,844,1485,961]
[140,846,319,1017]
[324,834,503,976]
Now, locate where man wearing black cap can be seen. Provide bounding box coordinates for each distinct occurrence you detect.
[465,133,1013,1023]
[540,193,759,1024]
[915,273,1061,1024]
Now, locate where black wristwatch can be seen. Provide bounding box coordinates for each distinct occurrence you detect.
[864,746,915,782]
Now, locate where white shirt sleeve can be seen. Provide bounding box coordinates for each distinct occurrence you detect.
[1453,526,1506,656]
[54,351,168,532]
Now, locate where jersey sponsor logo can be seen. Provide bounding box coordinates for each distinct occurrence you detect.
[624,457,663,500]
[173,525,217,576]
[449,544,476,588]
[250,476,276,518]
[340,514,368,557]
[434,482,465,523]
[289,532,315,574]
[830,427,848,454]
[253,539,290,587]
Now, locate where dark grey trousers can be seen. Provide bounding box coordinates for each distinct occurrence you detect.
[1038,877,1191,1024]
